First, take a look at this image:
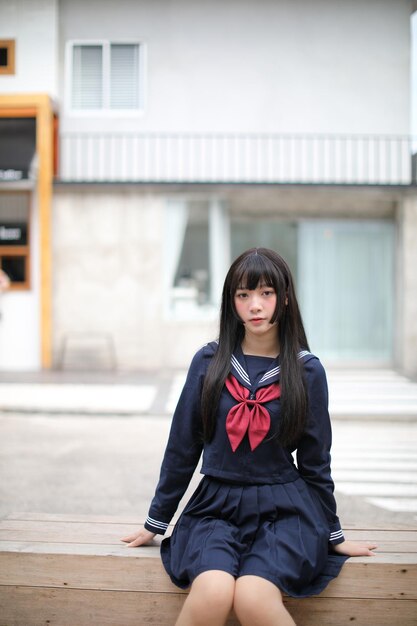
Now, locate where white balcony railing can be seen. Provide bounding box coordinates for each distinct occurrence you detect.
[58,133,415,185]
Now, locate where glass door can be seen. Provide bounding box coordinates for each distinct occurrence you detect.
[298,220,395,363]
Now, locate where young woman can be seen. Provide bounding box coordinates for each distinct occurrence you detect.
[122,248,376,626]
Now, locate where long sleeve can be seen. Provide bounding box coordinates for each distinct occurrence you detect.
[296,357,344,545]
[144,348,206,535]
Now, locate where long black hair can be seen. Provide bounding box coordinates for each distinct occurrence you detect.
[201,247,310,447]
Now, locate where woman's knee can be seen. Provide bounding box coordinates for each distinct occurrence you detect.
[186,570,235,616]
[233,576,291,625]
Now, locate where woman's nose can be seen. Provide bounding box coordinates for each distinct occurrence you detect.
[249,296,262,311]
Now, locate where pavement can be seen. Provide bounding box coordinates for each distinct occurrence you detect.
[1,366,417,420]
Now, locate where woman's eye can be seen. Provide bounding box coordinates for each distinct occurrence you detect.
[263,290,274,296]
[236,293,248,299]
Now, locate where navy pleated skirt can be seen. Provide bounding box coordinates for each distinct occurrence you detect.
[161,476,348,598]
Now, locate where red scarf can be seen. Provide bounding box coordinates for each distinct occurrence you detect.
[225,374,281,452]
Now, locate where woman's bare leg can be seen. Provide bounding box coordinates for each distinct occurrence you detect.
[175,570,236,626]
[233,575,296,626]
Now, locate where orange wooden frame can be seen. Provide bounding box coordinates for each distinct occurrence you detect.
[0,248,31,291]
[0,176,31,293]
[0,94,54,368]
[0,40,16,75]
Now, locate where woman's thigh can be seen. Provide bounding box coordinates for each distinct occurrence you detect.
[175,570,236,626]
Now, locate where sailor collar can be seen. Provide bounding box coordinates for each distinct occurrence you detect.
[230,343,312,391]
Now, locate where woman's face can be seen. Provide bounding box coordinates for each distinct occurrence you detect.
[234,282,278,337]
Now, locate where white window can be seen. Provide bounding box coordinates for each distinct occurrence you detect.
[68,41,144,112]
[165,198,230,319]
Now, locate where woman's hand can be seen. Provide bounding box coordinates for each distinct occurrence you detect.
[332,540,377,557]
[120,528,156,547]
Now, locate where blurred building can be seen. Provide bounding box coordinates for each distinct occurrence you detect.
[0,0,416,373]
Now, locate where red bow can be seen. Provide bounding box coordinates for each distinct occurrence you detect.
[225,374,281,452]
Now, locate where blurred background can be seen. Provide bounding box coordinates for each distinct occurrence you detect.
[0,0,416,528]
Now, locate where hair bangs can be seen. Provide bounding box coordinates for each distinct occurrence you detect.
[231,250,280,294]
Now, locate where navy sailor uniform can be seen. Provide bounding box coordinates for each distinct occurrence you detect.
[144,341,348,597]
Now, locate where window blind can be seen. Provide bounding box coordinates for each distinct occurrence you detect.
[72,45,103,109]
[110,44,139,109]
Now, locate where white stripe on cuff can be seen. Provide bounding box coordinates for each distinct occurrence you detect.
[330,529,344,541]
[146,516,169,531]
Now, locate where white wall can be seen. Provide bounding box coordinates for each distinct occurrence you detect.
[0,0,59,97]
[59,0,411,135]
[412,11,417,148]
[0,193,40,370]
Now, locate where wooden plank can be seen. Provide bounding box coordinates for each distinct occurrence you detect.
[0,541,158,558]
[2,516,416,548]
[344,529,417,542]
[285,597,417,626]
[323,561,417,599]
[1,538,416,557]
[1,537,416,566]
[3,512,143,524]
[349,541,417,553]
[0,587,416,626]
[1,537,414,556]
[1,519,416,548]
[2,516,416,538]
[0,552,416,599]
[0,520,146,543]
[0,536,416,565]
[0,586,198,626]
[4,513,416,533]
[0,526,142,544]
[0,553,182,595]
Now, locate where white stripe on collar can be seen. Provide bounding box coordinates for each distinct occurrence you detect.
[257,350,311,384]
[231,354,251,385]
[258,366,281,384]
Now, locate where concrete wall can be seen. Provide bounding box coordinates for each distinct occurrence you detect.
[52,188,165,369]
[0,0,59,97]
[52,187,217,370]
[59,0,411,135]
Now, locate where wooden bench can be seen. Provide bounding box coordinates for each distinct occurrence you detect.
[0,513,416,626]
